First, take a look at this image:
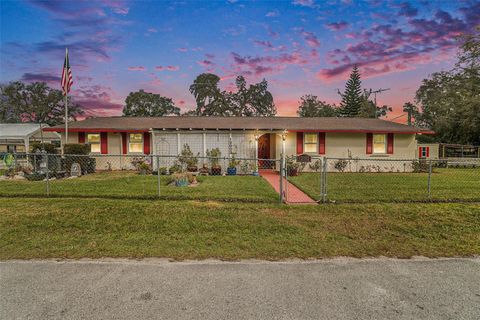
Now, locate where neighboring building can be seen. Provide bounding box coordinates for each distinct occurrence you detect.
[0,123,61,154]
[44,116,433,171]
[418,143,480,159]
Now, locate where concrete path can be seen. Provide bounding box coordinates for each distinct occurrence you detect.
[260,170,316,203]
[1,258,479,320]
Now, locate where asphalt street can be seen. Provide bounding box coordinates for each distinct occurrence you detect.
[1,257,479,319]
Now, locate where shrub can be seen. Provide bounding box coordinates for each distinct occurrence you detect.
[206,148,221,167]
[169,172,195,186]
[169,161,182,174]
[309,159,322,172]
[334,159,348,172]
[240,161,251,175]
[178,144,199,169]
[131,157,152,174]
[412,160,429,173]
[64,144,90,155]
[30,142,57,154]
[25,172,46,181]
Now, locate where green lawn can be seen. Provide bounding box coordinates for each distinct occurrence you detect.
[1,198,479,260]
[289,168,480,203]
[0,172,279,203]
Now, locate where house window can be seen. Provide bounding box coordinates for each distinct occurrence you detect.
[420,147,428,158]
[128,133,143,153]
[373,134,386,154]
[304,133,318,153]
[87,133,101,153]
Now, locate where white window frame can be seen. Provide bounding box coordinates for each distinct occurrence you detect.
[87,133,101,154]
[128,133,144,154]
[303,133,318,154]
[372,134,387,154]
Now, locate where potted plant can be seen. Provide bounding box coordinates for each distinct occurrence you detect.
[227,155,239,175]
[199,163,209,175]
[178,144,199,172]
[251,162,259,176]
[206,148,222,175]
[286,158,299,176]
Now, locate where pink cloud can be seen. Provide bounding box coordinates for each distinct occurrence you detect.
[292,0,315,8]
[127,66,146,71]
[299,29,320,48]
[230,51,309,77]
[155,65,180,71]
[266,9,279,17]
[325,21,349,31]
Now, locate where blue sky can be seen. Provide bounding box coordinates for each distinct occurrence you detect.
[1,0,479,120]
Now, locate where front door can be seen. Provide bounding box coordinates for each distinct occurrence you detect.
[258,134,273,169]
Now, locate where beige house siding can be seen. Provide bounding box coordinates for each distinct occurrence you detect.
[57,131,419,171]
[417,143,440,159]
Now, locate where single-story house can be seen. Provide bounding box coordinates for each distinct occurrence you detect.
[0,123,61,153]
[44,116,433,171]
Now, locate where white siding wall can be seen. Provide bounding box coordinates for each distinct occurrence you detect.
[153,131,257,159]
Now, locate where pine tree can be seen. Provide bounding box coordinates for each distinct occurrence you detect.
[338,66,363,117]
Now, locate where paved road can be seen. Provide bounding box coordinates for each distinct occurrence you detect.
[1,258,479,320]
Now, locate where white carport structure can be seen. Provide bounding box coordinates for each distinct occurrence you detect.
[0,123,61,153]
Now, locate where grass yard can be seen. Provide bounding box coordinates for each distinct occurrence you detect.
[0,172,279,203]
[0,198,479,260]
[289,168,480,203]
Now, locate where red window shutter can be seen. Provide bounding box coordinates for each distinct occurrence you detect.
[100,132,108,154]
[318,132,326,155]
[296,132,303,154]
[419,147,422,158]
[426,147,430,157]
[387,133,394,154]
[121,132,127,154]
[143,132,151,154]
[78,132,85,144]
[366,133,373,154]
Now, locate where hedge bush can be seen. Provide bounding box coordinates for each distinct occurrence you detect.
[64,144,90,155]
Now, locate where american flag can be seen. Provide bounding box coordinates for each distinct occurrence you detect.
[61,48,73,95]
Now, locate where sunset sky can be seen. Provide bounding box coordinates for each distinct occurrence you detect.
[1,0,479,123]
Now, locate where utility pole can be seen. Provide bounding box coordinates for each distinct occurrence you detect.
[371,88,390,107]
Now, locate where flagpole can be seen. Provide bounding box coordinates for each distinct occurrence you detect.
[64,48,69,148]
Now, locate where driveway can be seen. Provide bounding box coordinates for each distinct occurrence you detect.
[1,258,479,319]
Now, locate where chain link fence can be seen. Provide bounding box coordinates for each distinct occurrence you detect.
[285,157,480,203]
[0,152,281,203]
[1,152,478,204]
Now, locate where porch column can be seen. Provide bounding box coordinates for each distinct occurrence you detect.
[177,132,181,154]
[202,132,206,157]
[254,132,259,172]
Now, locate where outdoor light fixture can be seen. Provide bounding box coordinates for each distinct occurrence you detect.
[281,130,288,141]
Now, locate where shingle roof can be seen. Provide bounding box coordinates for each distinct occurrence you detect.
[45,116,433,134]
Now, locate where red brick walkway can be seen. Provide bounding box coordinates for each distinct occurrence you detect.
[260,170,316,204]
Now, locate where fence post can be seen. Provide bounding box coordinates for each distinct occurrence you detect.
[45,153,50,196]
[319,157,323,201]
[284,159,289,203]
[322,157,328,203]
[279,158,283,204]
[157,156,161,197]
[427,159,432,199]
